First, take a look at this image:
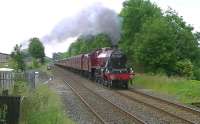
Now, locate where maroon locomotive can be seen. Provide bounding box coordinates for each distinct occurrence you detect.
[56,47,134,88]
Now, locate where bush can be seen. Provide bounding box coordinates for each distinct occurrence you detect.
[133,74,200,103]
[32,58,40,68]
[175,59,193,78]
[20,85,74,124]
[12,82,74,124]
[193,67,200,80]
[12,80,28,96]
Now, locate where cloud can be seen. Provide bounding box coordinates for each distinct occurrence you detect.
[42,3,121,45]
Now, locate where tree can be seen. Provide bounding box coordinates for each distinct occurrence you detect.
[11,44,25,72]
[67,34,111,56]
[133,8,200,75]
[28,38,45,63]
[120,0,200,77]
[119,0,162,61]
[134,17,177,73]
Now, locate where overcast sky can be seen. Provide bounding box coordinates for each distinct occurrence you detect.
[0,0,199,57]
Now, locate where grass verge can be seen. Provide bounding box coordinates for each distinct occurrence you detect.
[13,81,74,124]
[132,74,200,104]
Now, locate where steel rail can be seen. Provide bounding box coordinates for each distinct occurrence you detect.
[64,80,107,124]
[129,88,200,115]
[116,90,195,124]
[64,79,147,124]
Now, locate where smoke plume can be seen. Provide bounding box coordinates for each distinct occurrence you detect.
[43,3,121,45]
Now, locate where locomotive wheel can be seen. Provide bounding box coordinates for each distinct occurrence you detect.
[100,78,103,84]
[108,80,112,88]
[95,78,98,83]
[124,82,128,89]
[105,80,109,87]
[103,79,106,86]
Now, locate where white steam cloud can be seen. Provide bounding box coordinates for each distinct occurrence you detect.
[42,3,121,45]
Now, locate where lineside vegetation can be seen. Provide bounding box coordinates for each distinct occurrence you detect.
[133,74,200,103]
[12,81,74,124]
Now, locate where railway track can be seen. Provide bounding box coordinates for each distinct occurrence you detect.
[115,89,200,124]
[64,79,146,124]
[52,68,105,124]
[81,80,198,123]
[55,66,200,124]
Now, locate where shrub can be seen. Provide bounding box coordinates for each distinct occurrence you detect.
[32,58,40,68]
[20,85,74,124]
[12,80,28,96]
[175,59,193,78]
[193,67,200,80]
[133,74,200,103]
[12,82,74,124]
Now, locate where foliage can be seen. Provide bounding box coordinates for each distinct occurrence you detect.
[56,33,111,60]
[119,0,162,61]
[12,80,28,96]
[133,74,200,103]
[11,44,26,72]
[52,52,69,60]
[68,33,111,56]
[13,83,74,124]
[32,58,40,68]
[175,59,193,78]
[28,38,45,63]
[120,0,200,78]
[192,67,200,80]
[134,17,177,73]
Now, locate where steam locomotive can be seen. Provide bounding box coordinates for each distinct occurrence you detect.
[55,47,134,88]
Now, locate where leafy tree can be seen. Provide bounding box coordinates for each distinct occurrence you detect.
[120,0,162,60]
[68,34,111,56]
[164,9,199,63]
[28,38,45,63]
[120,0,200,78]
[52,52,70,60]
[11,44,25,72]
[134,17,177,73]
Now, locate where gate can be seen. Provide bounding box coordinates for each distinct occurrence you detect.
[0,69,14,94]
[0,96,20,124]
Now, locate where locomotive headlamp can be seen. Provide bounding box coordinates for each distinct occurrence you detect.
[105,68,110,73]
[129,67,134,73]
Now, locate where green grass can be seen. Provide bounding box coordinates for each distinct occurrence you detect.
[38,64,53,76]
[0,63,9,68]
[13,81,75,124]
[132,74,200,103]
[26,60,53,76]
